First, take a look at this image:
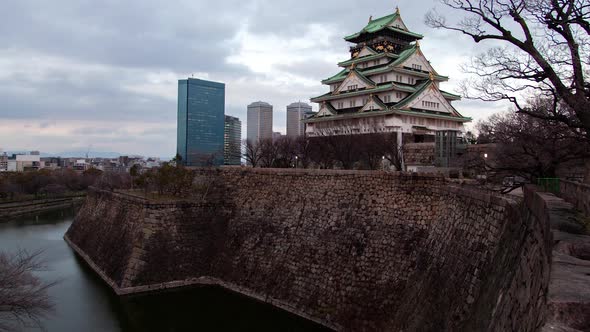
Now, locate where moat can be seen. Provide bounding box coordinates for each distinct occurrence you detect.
[0,209,329,332]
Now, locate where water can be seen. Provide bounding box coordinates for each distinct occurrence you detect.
[0,209,330,332]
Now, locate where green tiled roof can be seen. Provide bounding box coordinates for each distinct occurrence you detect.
[394,109,471,122]
[311,82,416,102]
[323,43,453,85]
[389,44,418,67]
[441,90,462,100]
[351,69,377,87]
[322,68,376,88]
[393,67,449,81]
[322,69,349,84]
[394,80,431,109]
[344,13,423,42]
[386,26,423,39]
[323,62,395,84]
[338,52,398,67]
[317,102,337,117]
[360,95,388,112]
[304,107,471,123]
[395,80,464,117]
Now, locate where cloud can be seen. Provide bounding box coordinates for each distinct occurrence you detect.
[0,0,510,157]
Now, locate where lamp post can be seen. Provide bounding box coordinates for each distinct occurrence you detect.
[382,155,385,171]
[295,155,298,168]
[483,153,488,185]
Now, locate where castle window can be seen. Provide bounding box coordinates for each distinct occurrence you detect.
[380,75,387,83]
[384,95,391,103]
[349,100,356,107]
[373,60,379,66]
[396,92,402,99]
[347,84,358,91]
[337,102,344,109]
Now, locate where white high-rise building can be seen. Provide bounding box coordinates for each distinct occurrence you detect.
[247,101,273,143]
[286,102,314,138]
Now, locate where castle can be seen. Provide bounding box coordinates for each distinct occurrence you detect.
[305,8,470,149]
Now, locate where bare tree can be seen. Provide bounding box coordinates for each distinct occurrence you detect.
[294,136,313,169]
[357,134,385,170]
[243,139,263,167]
[274,136,297,168]
[259,138,281,168]
[0,250,56,331]
[311,127,360,169]
[475,111,590,180]
[426,0,590,134]
[380,132,405,171]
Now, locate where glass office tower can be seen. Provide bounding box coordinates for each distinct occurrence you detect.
[224,115,242,165]
[177,78,225,166]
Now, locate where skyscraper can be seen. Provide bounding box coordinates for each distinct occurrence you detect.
[246,101,273,143]
[286,102,313,137]
[224,115,242,166]
[177,78,225,166]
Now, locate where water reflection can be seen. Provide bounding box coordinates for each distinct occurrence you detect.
[0,209,330,332]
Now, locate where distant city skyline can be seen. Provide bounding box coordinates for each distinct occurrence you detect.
[0,1,509,157]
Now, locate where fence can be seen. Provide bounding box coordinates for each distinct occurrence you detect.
[559,179,590,217]
[537,178,560,194]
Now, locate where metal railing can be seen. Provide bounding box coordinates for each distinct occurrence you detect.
[536,178,560,194]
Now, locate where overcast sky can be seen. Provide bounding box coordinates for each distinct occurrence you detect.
[0,0,508,158]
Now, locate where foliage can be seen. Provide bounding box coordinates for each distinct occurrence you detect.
[0,169,130,201]
[129,164,141,178]
[134,163,194,196]
[172,153,183,166]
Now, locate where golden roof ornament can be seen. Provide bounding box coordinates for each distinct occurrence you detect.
[369,15,373,22]
[429,72,435,81]
[396,6,400,14]
[351,62,356,70]
[416,40,420,48]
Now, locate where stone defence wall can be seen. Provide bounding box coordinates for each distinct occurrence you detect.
[65,169,551,331]
[403,143,435,166]
[560,179,590,217]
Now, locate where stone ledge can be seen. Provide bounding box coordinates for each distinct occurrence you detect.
[0,197,84,221]
[532,187,590,331]
[65,233,339,331]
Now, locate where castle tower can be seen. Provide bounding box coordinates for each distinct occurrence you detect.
[304,8,470,146]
